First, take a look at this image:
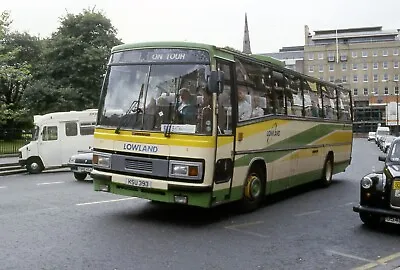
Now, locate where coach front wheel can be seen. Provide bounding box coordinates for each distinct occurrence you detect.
[239,167,265,212]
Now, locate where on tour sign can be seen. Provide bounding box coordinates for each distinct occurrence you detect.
[111,48,210,64]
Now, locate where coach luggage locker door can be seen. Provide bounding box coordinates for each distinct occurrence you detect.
[211,60,235,205]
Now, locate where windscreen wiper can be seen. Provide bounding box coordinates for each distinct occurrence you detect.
[164,79,181,137]
[115,84,144,134]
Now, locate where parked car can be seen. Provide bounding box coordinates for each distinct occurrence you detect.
[383,135,396,153]
[353,138,400,227]
[367,132,375,141]
[67,152,93,181]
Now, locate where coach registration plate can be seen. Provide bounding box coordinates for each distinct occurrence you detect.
[126,178,151,188]
[393,181,400,190]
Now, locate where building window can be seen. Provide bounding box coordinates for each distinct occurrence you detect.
[329,64,334,71]
[364,88,368,95]
[363,74,368,82]
[394,61,399,68]
[373,62,378,69]
[352,63,358,70]
[308,53,314,60]
[352,51,358,58]
[363,62,368,70]
[374,74,378,82]
[342,63,347,71]
[342,75,347,83]
[383,49,388,56]
[373,87,378,95]
[318,52,323,60]
[353,75,358,82]
[329,76,334,82]
[395,74,399,81]
[319,76,324,81]
[362,51,368,57]
[353,88,358,96]
[394,48,399,56]
[309,65,314,72]
[319,64,323,72]
[383,61,388,69]
[373,50,378,57]
[383,73,389,81]
[384,87,389,95]
[340,53,347,61]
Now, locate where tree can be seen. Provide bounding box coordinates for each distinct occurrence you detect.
[0,11,38,129]
[29,9,122,112]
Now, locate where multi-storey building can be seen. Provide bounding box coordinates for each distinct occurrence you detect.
[304,25,400,133]
[260,46,304,73]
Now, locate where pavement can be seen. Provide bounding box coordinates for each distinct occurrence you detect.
[0,156,19,165]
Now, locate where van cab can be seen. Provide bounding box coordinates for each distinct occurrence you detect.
[375,126,390,144]
[18,109,97,174]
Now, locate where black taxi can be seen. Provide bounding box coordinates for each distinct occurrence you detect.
[353,138,400,227]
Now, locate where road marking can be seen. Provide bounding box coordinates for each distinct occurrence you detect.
[224,221,268,239]
[76,197,138,206]
[36,181,65,186]
[294,210,321,217]
[352,252,400,270]
[225,221,264,229]
[376,252,400,264]
[0,186,7,189]
[327,250,379,264]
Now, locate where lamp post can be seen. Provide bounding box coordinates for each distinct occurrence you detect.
[389,79,400,136]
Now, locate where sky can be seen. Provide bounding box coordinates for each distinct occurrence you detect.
[3,0,400,54]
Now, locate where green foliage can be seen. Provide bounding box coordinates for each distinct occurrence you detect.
[37,9,122,111]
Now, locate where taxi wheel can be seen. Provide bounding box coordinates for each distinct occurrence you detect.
[26,157,43,174]
[74,172,87,181]
[320,156,333,187]
[239,167,265,212]
[359,212,381,228]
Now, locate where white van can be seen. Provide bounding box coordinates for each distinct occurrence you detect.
[18,109,97,174]
[375,126,390,144]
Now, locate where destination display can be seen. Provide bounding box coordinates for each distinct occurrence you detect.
[111,48,210,64]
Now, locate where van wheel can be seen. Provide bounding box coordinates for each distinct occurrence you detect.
[239,167,265,212]
[74,172,87,181]
[320,156,333,187]
[26,158,43,174]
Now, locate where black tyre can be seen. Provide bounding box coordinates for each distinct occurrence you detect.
[359,212,381,228]
[74,172,87,181]
[320,156,333,187]
[26,158,43,174]
[239,167,266,212]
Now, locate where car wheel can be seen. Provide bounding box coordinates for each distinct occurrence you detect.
[359,212,381,228]
[26,157,43,174]
[320,156,333,187]
[239,167,265,212]
[74,172,87,181]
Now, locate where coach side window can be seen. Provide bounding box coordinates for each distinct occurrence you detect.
[303,79,321,118]
[65,122,78,136]
[337,89,352,121]
[285,75,303,117]
[322,85,338,120]
[235,59,271,121]
[272,71,285,115]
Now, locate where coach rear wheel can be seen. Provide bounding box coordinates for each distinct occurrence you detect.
[239,168,265,212]
[320,156,333,187]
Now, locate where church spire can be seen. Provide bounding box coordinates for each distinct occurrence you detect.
[242,13,252,54]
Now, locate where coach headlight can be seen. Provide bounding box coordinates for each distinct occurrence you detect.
[169,160,203,180]
[361,176,373,189]
[93,153,111,168]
